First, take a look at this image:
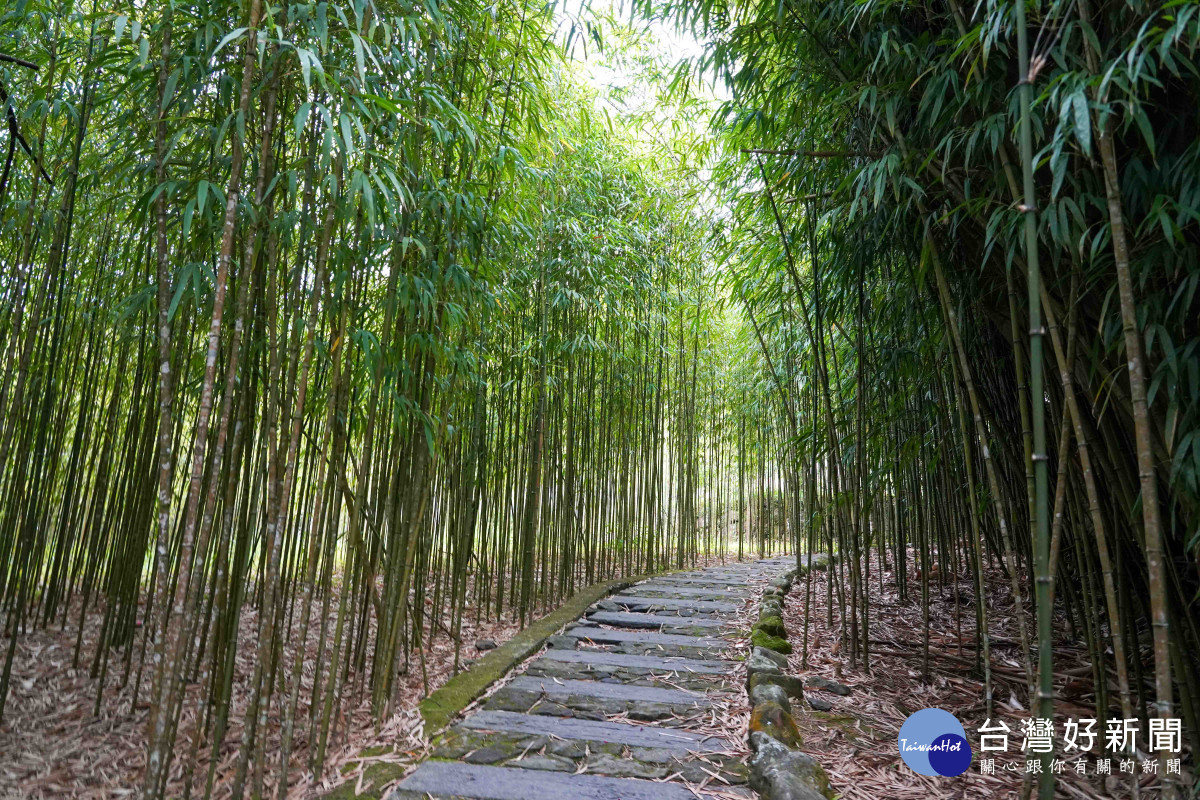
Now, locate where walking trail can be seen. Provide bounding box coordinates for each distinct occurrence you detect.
[388,557,805,800]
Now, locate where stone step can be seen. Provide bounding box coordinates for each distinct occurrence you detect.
[536,649,729,674]
[389,762,724,800]
[587,611,732,630]
[564,627,724,649]
[635,577,752,588]
[630,584,749,598]
[695,572,774,581]
[662,573,763,578]
[503,676,713,707]
[459,710,724,751]
[383,561,793,800]
[608,596,739,613]
[686,567,773,575]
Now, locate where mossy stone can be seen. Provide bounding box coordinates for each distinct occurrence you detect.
[760,604,784,620]
[586,754,669,779]
[747,652,784,678]
[750,681,792,714]
[751,629,792,654]
[749,671,805,702]
[749,732,836,799]
[755,615,787,638]
[753,646,789,669]
[748,701,801,748]
[511,754,575,772]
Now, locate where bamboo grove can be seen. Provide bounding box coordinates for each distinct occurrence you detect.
[650,0,1200,793]
[0,1,797,797]
[4,0,1200,795]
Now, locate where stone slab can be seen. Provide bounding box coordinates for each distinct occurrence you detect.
[631,584,749,598]
[635,577,754,588]
[664,576,760,581]
[536,648,729,673]
[564,627,725,649]
[609,596,739,612]
[389,762,719,800]
[587,611,731,630]
[505,676,711,707]
[459,710,723,751]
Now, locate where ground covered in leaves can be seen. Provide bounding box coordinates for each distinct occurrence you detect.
[783,549,1186,799]
[0,586,518,800]
[0,552,742,799]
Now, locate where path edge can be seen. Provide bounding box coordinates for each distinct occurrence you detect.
[745,553,840,800]
[322,570,679,799]
[418,568,675,733]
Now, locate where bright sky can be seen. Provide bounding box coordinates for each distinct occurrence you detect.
[553,0,729,214]
[557,0,725,120]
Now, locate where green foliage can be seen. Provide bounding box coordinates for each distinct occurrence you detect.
[0,0,761,796]
[652,0,1200,767]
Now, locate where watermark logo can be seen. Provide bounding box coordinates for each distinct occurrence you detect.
[898,708,973,776]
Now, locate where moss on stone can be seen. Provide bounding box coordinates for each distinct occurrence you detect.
[749,701,802,748]
[754,615,787,638]
[751,629,792,654]
[749,737,837,800]
[748,671,805,701]
[752,646,789,669]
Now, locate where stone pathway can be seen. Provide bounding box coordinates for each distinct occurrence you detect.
[388,557,801,800]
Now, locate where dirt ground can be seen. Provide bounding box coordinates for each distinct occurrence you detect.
[782,548,1189,799]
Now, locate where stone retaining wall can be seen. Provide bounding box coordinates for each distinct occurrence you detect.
[745,556,840,800]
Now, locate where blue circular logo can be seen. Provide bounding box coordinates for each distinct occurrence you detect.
[897,709,972,776]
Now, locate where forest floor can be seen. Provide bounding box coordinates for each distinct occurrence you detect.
[0,552,741,799]
[783,548,1173,799]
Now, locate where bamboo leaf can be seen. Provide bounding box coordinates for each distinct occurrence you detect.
[213,26,248,58]
[1071,90,1091,156]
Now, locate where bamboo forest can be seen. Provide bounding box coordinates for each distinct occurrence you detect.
[0,0,1198,797]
